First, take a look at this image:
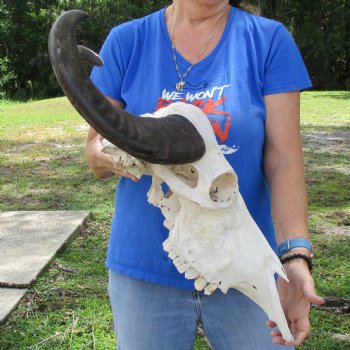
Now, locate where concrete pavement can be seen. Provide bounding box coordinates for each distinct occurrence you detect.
[0,210,90,324]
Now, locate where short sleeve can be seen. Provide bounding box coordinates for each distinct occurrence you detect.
[90,28,125,102]
[262,24,312,96]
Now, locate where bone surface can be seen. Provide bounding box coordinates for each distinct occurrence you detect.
[102,102,294,342]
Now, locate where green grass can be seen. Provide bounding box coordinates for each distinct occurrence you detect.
[300,91,350,129]
[0,92,349,349]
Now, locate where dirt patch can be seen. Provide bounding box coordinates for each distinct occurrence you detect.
[309,164,350,175]
[312,210,350,237]
[5,142,77,156]
[75,124,89,132]
[302,131,350,153]
[331,334,350,343]
[325,211,350,226]
[313,296,350,315]
[313,223,350,237]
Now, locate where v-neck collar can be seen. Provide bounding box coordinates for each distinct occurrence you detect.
[160,5,237,69]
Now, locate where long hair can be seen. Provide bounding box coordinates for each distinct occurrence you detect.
[229,1,260,14]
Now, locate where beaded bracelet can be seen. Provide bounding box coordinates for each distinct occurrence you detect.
[280,253,313,272]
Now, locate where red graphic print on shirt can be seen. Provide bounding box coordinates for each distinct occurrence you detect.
[155,85,232,144]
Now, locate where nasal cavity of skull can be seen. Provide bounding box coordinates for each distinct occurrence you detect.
[168,164,199,188]
[159,182,173,200]
[209,173,236,203]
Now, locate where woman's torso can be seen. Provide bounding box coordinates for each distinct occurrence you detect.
[90,6,312,289]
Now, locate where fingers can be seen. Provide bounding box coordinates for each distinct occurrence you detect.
[290,330,309,346]
[271,330,282,337]
[123,170,140,182]
[87,132,140,181]
[271,330,308,346]
[95,139,140,182]
[269,326,287,345]
[266,320,277,328]
[268,316,310,346]
[307,293,325,305]
[270,328,294,346]
[302,279,325,305]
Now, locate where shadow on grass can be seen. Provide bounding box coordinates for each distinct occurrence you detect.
[0,135,87,151]
[1,149,117,211]
[309,92,350,100]
[304,148,350,210]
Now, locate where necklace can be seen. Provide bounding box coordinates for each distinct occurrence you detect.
[170,5,225,91]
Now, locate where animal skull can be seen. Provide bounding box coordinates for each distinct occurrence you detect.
[102,102,294,343]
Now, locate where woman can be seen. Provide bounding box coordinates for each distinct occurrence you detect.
[86,0,324,348]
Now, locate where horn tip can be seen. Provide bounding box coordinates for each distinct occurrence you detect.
[64,9,89,21]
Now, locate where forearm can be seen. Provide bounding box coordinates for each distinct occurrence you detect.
[263,91,312,256]
[266,156,309,244]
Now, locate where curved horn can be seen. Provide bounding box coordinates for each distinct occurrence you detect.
[48,10,205,164]
[78,45,104,67]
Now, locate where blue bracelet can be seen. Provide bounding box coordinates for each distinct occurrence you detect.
[278,238,312,257]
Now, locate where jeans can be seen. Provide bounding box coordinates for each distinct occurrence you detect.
[108,270,295,350]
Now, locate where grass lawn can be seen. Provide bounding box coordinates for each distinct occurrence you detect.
[0,91,349,349]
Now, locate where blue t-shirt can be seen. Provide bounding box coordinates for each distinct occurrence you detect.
[91,6,312,289]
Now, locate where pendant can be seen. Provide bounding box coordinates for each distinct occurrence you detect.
[176,81,185,91]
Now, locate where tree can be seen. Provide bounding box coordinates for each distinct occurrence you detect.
[0,1,348,100]
[0,0,168,100]
[259,0,350,90]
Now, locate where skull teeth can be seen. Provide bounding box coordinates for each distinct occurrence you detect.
[194,276,207,291]
[204,283,218,295]
[173,257,182,266]
[169,250,178,259]
[172,257,188,273]
[162,238,172,252]
[176,263,187,273]
[173,257,199,279]
[185,268,199,280]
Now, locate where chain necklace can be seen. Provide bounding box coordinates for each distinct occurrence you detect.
[170,5,225,91]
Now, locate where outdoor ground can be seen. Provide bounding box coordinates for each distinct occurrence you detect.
[0,91,349,349]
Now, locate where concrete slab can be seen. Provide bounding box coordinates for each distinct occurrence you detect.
[0,210,90,287]
[0,288,27,324]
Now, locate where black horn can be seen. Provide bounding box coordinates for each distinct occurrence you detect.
[48,10,205,164]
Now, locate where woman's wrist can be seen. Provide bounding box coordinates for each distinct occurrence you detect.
[278,237,313,257]
[282,247,313,258]
[280,252,313,272]
[277,237,314,272]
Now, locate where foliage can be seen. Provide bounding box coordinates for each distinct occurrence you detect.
[260,0,350,90]
[0,57,16,99]
[0,1,349,100]
[0,0,169,100]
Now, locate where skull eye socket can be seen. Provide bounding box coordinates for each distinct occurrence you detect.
[168,164,199,188]
[209,173,237,203]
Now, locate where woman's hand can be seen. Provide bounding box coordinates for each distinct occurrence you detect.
[267,259,324,346]
[264,92,324,345]
[86,127,139,181]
